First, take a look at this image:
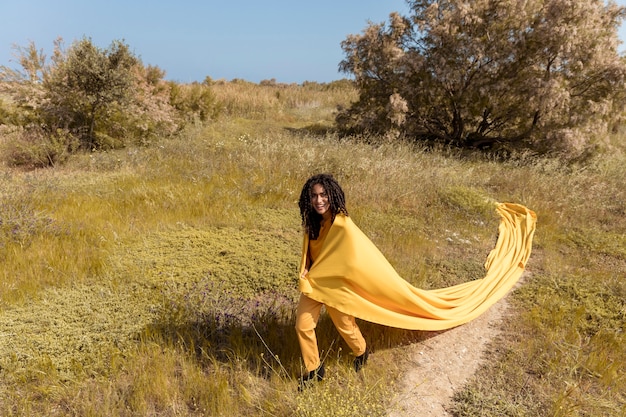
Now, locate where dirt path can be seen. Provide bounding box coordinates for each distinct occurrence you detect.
[388,296,510,417]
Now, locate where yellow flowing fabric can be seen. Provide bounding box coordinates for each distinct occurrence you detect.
[298,203,536,331]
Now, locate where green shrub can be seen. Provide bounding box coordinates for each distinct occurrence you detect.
[1,127,78,168]
[168,81,222,124]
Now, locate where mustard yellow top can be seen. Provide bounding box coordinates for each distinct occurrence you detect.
[307,217,331,267]
[298,202,537,331]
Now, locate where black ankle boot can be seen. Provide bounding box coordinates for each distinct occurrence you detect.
[354,349,369,372]
[298,364,325,390]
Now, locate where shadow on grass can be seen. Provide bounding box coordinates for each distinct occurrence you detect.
[142,289,301,378]
[142,287,434,380]
[284,124,335,137]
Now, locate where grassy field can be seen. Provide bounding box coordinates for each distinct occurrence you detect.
[0,81,624,416]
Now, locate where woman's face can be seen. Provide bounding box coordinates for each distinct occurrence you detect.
[310,183,330,218]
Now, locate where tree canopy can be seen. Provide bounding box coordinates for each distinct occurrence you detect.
[338,0,626,156]
[46,38,138,147]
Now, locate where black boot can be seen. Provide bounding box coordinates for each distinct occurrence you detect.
[354,349,369,372]
[298,364,325,390]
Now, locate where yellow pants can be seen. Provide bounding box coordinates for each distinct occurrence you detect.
[295,294,367,372]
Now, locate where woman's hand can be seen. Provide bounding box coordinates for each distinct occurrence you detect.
[298,267,313,294]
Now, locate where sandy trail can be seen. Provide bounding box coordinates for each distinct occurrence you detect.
[388,296,510,417]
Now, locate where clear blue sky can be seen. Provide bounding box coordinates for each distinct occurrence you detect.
[1,0,625,84]
[0,0,410,84]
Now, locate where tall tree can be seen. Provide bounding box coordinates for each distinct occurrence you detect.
[338,0,626,156]
[46,38,137,148]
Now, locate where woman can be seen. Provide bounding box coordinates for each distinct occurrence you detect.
[294,173,536,389]
[295,173,368,387]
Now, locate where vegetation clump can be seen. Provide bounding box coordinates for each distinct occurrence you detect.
[0,38,219,166]
[338,0,626,158]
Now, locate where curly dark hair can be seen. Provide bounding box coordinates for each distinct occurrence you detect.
[298,173,349,239]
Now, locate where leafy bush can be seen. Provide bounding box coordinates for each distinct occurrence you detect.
[0,38,208,159]
[168,81,222,124]
[45,38,138,148]
[338,0,626,157]
[99,65,181,147]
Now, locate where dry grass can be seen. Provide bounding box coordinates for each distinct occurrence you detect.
[0,81,624,416]
[211,79,356,127]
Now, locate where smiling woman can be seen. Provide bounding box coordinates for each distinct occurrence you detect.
[295,173,368,389]
[292,172,537,390]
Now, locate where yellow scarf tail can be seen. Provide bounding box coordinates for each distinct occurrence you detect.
[298,203,537,331]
